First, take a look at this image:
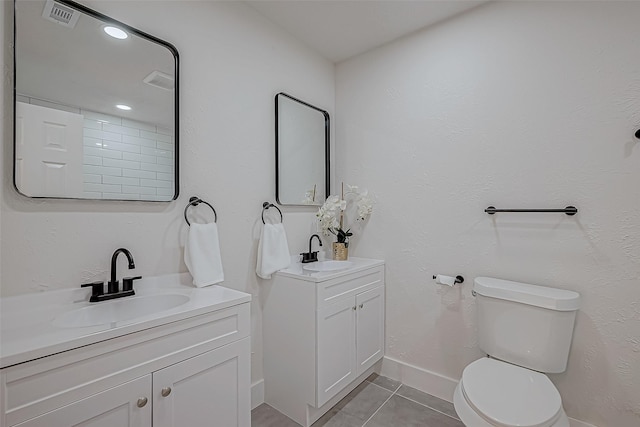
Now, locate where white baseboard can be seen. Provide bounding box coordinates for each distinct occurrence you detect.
[380,356,599,427]
[251,379,265,410]
[381,355,458,402]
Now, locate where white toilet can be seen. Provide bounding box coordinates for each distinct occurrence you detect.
[454,277,581,427]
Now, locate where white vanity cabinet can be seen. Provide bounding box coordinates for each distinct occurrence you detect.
[263,258,385,427]
[1,290,251,427]
[317,285,385,406]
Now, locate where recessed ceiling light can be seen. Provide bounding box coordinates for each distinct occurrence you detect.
[116,104,132,111]
[104,26,128,40]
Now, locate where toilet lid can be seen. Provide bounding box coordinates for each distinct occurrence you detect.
[461,358,562,427]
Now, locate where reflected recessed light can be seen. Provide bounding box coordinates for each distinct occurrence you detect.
[116,104,132,111]
[104,26,128,40]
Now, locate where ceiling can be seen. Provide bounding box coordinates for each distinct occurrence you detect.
[246,1,488,63]
[15,0,175,128]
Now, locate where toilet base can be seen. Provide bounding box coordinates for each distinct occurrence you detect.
[453,382,570,427]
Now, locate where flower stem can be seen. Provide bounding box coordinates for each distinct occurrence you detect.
[339,182,344,230]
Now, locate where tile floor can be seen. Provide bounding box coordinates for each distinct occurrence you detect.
[252,373,465,427]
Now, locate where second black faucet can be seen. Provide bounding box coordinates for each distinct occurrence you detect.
[301,234,323,263]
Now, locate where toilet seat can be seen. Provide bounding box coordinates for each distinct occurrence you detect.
[459,358,563,427]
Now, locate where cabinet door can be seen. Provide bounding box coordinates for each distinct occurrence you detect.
[356,286,385,376]
[316,297,356,407]
[153,337,251,427]
[14,375,151,427]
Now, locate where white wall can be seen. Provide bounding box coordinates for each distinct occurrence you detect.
[1,0,335,387]
[336,2,639,426]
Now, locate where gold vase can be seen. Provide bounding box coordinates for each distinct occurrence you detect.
[332,242,348,260]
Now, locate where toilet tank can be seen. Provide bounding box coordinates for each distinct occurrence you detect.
[474,277,580,373]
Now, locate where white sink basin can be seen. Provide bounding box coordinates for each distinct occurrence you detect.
[53,293,190,328]
[302,260,354,272]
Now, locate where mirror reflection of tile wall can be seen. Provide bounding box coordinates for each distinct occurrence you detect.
[17,96,175,201]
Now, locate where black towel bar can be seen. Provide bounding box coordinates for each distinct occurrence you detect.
[485,206,578,216]
[184,196,217,226]
[262,202,283,224]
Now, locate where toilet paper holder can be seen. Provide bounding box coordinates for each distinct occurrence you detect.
[433,275,464,284]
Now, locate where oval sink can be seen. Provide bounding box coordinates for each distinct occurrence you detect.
[302,260,354,272]
[53,293,190,328]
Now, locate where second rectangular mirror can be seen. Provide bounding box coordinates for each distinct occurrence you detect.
[275,93,329,206]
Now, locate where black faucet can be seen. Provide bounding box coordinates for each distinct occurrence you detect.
[301,234,323,263]
[108,248,137,293]
[81,248,141,302]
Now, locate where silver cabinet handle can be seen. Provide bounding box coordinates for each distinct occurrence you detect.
[161,387,172,397]
[359,304,364,309]
[137,397,148,408]
[352,306,356,311]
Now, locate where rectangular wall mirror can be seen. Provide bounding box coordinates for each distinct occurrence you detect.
[275,92,329,206]
[13,0,179,201]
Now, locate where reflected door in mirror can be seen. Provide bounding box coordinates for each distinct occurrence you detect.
[15,102,84,197]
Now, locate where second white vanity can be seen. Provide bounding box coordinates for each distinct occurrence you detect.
[263,257,385,426]
[0,274,251,427]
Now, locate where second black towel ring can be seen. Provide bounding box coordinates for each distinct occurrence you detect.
[262,202,283,224]
[184,196,217,226]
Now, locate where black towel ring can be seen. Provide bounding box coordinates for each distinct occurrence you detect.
[262,202,283,224]
[184,196,217,226]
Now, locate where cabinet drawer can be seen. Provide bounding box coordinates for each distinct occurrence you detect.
[318,266,383,306]
[2,303,249,426]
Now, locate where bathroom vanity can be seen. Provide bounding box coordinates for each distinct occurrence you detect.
[263,257,385,426]
[0,274,251,427]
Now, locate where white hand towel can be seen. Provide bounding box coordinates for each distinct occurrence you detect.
[184,222,224,287]
[256,223,291,279]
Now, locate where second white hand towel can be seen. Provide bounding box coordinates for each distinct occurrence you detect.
[256,223,291,279]
[185,222,224,287]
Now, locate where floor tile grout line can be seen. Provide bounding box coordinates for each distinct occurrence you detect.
[372,379,461,423]
[356,380,463,426]
[255,378,461,427]
[360,388,397,427]
[355,380,402,427]
[364,379,403,395]
[393,394,462,422]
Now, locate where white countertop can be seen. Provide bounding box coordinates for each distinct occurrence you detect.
[277,257,384,283]
[0,273,251,368]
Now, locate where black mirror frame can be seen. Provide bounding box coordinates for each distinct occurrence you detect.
[12,0,180,201]
[275,92,330,206]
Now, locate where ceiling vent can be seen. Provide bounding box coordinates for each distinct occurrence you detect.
[42,0,80,28]
[143,71,175,91]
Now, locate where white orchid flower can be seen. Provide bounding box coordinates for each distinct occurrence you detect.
[316,183,374,238]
